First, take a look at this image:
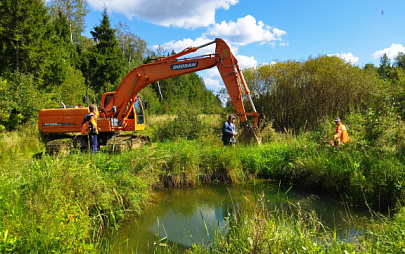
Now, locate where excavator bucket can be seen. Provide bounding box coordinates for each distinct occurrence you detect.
[239,126,261,144]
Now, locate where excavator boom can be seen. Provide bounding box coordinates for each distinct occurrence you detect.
[102,38,259,129]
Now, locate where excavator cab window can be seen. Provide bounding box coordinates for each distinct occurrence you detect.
[104,94,114,108]
[127,106,134,119]
[135,99,144,125]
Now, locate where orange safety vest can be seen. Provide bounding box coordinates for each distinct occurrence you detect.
[336,123,349,144]
[81,113,98,135]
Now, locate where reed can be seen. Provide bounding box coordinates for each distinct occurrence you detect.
[187,194,361,254]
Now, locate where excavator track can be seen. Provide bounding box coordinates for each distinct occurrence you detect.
[45,138,73,155]
[45,134,149,154]
[107,134,149,153]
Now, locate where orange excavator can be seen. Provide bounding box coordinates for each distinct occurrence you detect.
[39,38,260,153]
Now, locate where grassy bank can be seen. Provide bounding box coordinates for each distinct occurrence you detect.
[1,124,405,252]
[187,201,405,254]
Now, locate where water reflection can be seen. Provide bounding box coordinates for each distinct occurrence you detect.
[111,181,369,253]
[152,204,229,247]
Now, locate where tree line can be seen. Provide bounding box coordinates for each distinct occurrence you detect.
[0,0,223,131]
[1,0,404,134]
[242,53,405,132]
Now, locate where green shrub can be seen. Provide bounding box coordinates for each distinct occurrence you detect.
[367,207,405,253]
[246,56,379,132]
[0,73,45,130]
[150,104,214,142]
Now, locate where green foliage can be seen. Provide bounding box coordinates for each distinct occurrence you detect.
[378,54,392,79]
[367,207,405,253]
[140,86,162,114]
[151,73,223,115]
[0,150,153,252]
[2,123,405,252]
[0,0,223,129]
[115,22,147,73]
[150,104,212,141]
[82,8,125,94]
[0,73,45,130]
[0,0,52,79]
[189,199,362,254]
[0,229,19,253]
[52,65,87,106]
[395,52,405,70]
[47,0,89,44]
[42,11,71,89]
[1,2,405,251]
[246,55,379,132]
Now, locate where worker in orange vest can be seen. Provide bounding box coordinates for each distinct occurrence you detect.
[334,118,349,146]
[82,104,99,153]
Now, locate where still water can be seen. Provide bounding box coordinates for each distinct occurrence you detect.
[111,181,370,253]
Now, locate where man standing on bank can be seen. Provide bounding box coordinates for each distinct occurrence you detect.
[222,114,238,146]
[82,104,99,153]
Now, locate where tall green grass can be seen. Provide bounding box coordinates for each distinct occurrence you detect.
[188,202,359,253]
[2,115,405,252]
[0,145,154,252]
[188,194,405,254]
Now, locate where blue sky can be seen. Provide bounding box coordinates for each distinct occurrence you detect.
[83,0,405,92]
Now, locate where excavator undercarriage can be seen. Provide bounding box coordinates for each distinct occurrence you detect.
[106,134,150,153]
[43,132,150,154]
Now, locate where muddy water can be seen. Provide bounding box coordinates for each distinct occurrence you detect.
[111,181,370,253]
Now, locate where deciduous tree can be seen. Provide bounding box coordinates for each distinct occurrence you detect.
[246,56,378,131]
[47,0,88,44]
[115,22,147,72]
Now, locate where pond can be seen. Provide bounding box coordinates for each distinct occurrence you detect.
[110,180,370,253]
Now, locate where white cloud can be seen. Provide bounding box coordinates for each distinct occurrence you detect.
[199,68,222,91]
[87,0,238,29]
[200,69,227,105]
[235,55,258,69]
[204,15,286,46]
[149,15,287,50]
[153,37,244,61]
[262,61,277,66]
[373,43,405,60]
[329,53,359,65]
[153,38,218,56]
[203,76,223,91]
[197,55,257,92]
[152,15,287,60]
[206,68,221,79]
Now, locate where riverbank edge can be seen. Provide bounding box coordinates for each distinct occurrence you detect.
[2,138,405,252]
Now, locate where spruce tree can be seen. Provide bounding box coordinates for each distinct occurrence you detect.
[0,0,53,80]
[82,8,125,93]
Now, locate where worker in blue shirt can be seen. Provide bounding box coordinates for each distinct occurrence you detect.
[222,114,238,146]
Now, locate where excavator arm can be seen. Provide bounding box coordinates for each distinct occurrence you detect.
[38,38,260,153]
[102,38,259,128]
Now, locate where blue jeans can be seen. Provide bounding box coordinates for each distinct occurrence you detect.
[223,140,235,146]
[90,134,98,153]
